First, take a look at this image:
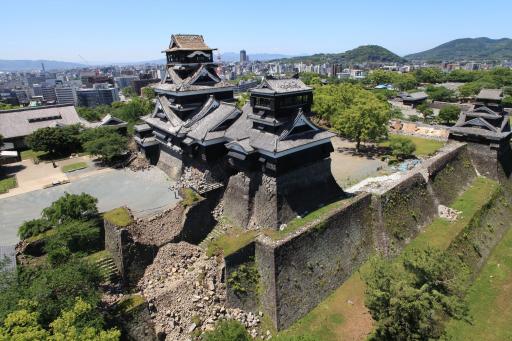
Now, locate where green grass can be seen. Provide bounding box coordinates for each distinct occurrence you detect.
[181,188,203,207]
[206,227,259,257]
[103,207,133,227]
[443,226,512,341]
[20,149,48,160]
[84,250,111,263]
[278,176,498,341]
[264,199,344,240]
[26,228,57,243]
[0,176,17,194]
[405,177,498,251]
[61,161,88,173]
[115,294,145,315]
[379,134,445,157]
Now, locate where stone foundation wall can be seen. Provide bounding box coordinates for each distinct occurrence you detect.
[229,143,483,330]
[223,159,344,229]
[157,146,184,180]
[256,193,373,330]
[426,143,477,205]
[225,242,259,312]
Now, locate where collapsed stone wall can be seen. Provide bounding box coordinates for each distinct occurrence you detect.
[104,193,216,287]
[225,242,259,312]
[460,140,512,182]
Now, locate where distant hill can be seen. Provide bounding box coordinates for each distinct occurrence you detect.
[406,37,512,61]
[0,59,85,72]
[272,45,406,65]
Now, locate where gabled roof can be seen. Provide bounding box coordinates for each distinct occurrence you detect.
[450,105,511,140]
[400,91,428,101]
[0,105,82,139]
[164,34,215,52]
[251,78,311,95]
[156,65,232,93]
[477,88,503,101]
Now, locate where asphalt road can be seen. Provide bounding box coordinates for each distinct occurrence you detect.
[0,168,179,246]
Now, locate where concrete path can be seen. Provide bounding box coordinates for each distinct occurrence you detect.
[0,167,179,246]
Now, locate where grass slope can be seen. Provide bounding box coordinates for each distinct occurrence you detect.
[278,177,497,340]
[104,207,133,227]
[61,161,88,173]
[443,222,512,341]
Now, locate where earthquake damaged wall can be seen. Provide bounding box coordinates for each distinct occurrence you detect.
[460,140,512,182]
[255,193,373,330]
[223,159,344,229]
[426,143,477,205]
[157,145,184,180]
[448,185,512,274]
[227,143,482,330]
[224,242,260,312]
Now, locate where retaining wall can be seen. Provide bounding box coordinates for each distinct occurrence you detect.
[228,143,482,330]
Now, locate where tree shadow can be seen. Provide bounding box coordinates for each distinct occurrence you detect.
[336,144,391,160]
[0,163,27,176]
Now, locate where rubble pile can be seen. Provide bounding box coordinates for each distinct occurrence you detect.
[170,167,213,193]
[438,205,461,221]
[128,205,185,246]
[139,242,263,340]
[128,152,152,172]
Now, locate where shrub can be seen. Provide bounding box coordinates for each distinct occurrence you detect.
[80,127,128,163]
[389,137,416,159]
[18,219,52,239]
[438,104,461,124]
[45,220,101,257]
[42,193,98,224]
[202,320,251,341]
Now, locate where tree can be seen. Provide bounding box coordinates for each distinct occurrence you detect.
[25,125,81,156]
[502,95,512,108]
[42,192,98,224]
[18,218,53,239]
[368,70,397,85]
[202,320,251,341]
[332,93,390,151]
[363,248,469,341]
[438,105,460,124]
[389,136,416,159]
[394,73,418,91]
[0,298,120,341]
[416,103,434,122]
[121,86,136,98]
[236,93,250,109]
[414,67,445,84]
[426,85,455,102]
[80,127,128,163]
[141,87,156,100]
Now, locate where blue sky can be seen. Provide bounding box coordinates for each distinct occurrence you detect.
[1,0,511,62]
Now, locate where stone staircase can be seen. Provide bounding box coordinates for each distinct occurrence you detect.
[198,224,226,249]
[95,256,120,283]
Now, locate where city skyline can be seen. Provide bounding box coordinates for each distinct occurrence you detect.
[1,0,511,63]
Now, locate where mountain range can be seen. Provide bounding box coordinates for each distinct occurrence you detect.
[405,37,512,61]
[2,37,511,72]
[272,45,406,65]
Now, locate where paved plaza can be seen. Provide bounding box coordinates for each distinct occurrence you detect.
[0,167,179,246]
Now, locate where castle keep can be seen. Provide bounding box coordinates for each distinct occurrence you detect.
[136,34,343,228]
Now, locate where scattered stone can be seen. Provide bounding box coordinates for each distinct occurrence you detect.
[438,205,461,221]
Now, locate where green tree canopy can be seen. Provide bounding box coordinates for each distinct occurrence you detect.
[414,68,446,84]
[18,218,53,239]
[202,320,251,341]
[0,298,120,341]
[121,86,136,98]
[389,136,416,159]
[438,104,461,124]
[141,87,156,99]
[80,127,128,163]
[42,192,98,224]
[25,125,81,156]
[426,85,456,102]
[363,248,470,341]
